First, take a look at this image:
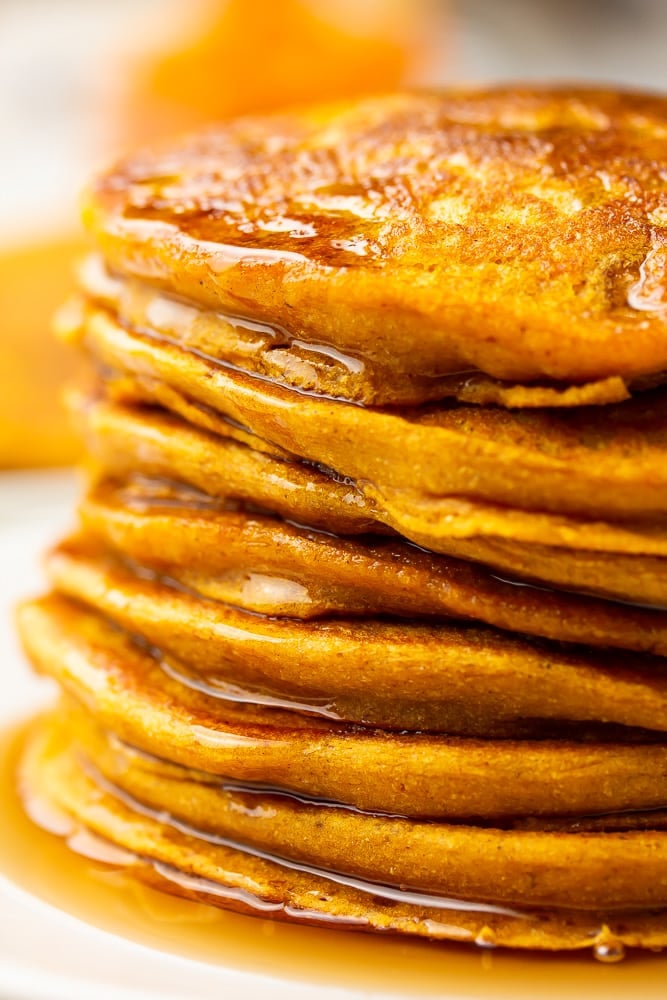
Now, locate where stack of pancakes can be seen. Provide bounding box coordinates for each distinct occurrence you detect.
[17,87,667,956]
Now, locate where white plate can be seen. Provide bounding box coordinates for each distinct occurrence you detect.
[1,469,666,1000]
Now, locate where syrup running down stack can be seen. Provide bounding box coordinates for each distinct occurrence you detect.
[17,86,667,957]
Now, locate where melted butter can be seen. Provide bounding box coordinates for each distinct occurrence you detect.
[288,339,366,375]
[142,285,293,348]
[3,717,667,996]
[187,724,288,751]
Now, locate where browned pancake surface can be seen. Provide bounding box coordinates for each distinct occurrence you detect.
[86,88,667,393]
[21,710,667,952]
[78,395,667,606]
[19,595,667,819]
[79,483,667,651]
[77,309,667,520]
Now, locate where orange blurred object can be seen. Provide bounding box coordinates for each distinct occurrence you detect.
[0,237,87,468]
[121,0,434,141]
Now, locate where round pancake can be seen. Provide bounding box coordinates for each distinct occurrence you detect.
[60,703,667,911]
[18,595,667,819]
[44,536,667,733]
[20,711,667,951]
[68,702,667,839]
[78,257,635,408]
[77,395,667,606]
[84,88,667,393]
[78,306,667,520]
[79,483,667,651]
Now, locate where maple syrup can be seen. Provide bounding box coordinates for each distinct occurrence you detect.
[2,715,667,998]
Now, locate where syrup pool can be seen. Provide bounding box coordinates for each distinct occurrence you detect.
[2,716,667,999]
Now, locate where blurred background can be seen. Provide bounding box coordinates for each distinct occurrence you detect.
[2,0,667,470]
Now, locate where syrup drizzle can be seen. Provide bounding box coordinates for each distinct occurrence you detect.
[5,717,667,986]
[627,243,667,312]
[159,655,340,721]
[78,756,527,920]
[83,255,373,399]
[124,321,368,406]
[110,731,667,834]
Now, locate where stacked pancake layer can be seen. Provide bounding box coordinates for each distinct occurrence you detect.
[18,87,667,956]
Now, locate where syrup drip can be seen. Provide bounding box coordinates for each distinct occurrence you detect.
[115,475,279,522]
[109,734,409,820]
[128,615,667,746]
[159,655,340,721]
[152,862,372,928]
[4,717,667,988]
[124,322,367,407]
[80,756,526,919]
[111,732,667,834]
[81,257,495,400]
[627,243,667,312]
[85,256,373,400]
[594,941,627,964]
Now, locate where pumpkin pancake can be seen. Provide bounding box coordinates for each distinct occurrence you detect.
[78,484,667,649]
[19,710,667,952]
[77,395,667,606]
[44,536,667,732]
[78,257,636,409]
[59,703,667,910]
[67,702,667,839]
[84,88,667,397]
[76,306,667,520]
[18,595,667,819]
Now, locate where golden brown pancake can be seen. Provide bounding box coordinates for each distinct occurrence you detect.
[44,535,667,732]
[100,362,638,475]
[77,395,667,606]
[67,702,667,839]
[19,595,667,819]
[60,703,667,909]
[19,710,667,952]
[78,484,667,651]
[84,88,667,397]
[76,306,667,520]
[78,257,635,408]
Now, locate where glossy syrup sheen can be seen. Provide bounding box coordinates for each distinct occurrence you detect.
[87,88,667,394]
[2,717,667,998]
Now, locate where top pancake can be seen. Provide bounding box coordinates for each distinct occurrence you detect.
[85,86,667,396]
